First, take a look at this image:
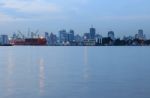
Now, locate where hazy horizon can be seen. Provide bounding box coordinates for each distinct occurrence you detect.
[0,0,150,38]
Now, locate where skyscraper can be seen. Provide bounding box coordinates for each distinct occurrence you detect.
[59,30,67,43]
[138,29,143,36]
[49,33,57,45]
[68,30,74,42]
[108,31,115,40]
[90,26,96,39]
[45,32,50,45]
[138,29,145,39]
[0,35,9,45]
[136,29,145,40]
[84,33,91,40]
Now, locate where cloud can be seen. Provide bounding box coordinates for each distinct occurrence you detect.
[0,13,22,22]
[0,0,63,21]
[0,12,13,21]
[0,0,61,13]
[0,0,90,21]
[0,12,35,22]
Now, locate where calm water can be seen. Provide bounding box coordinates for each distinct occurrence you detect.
[0,46,150,98]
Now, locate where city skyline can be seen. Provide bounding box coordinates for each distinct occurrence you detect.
[0,26,147,38]
[0,27,149,39]
[0,0,150,37]
[1,27,150,46]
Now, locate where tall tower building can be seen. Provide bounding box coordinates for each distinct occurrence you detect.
[59,30,67,43]
[68,30,75,42]
[138,29,144,38]
[108,31,115,40]
[45,32,50,45]
[137,29,145,40]
[0,35,9,45]
[90,26,96,39]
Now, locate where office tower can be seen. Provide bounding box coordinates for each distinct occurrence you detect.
[59,30,67,43]
[49,33,57,45]
[0,35,9,45]
[108,31,115,40]
[68,30,74,42]
[90,26,96,39]
[45,32,50,45]
[75,34,82,42]
[138,29,143,37]
[138,29,145,39]
[95,34,102,44]
[135,29,145,40]
[84,33,91,40]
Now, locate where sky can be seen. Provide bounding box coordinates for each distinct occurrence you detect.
[0,0,150,37]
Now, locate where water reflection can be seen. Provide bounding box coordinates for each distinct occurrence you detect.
[83,47,90,81]
[39,58,45,95]
[83,46,91,94]
[6,51,15,97]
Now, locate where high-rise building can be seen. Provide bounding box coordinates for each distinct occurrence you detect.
[59,30,67,43]
[75,34,82,42]
[138,29,145,40]
[45,32,50,45]
[49,33,57,45]
[90,26,96,39]
[95,34,102,44]
[84,33,91,40]
[135,29,145,40]
[59,29,75,44]
[68,30,74,42]
[108,31,115,40]
[0,35,9,45]
[138,29,143,36]
[12,33,18,39]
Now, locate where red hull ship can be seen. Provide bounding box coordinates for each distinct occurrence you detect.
[10,38,47,45]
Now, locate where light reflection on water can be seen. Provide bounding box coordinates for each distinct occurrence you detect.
[6,51,15,97]
[82,47,91,95]
[39,58,45,95]
[83,47,90,81]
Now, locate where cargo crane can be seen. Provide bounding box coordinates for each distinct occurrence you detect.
[30,30,39,38]
[10,29,46,45]
[18,30,25,39]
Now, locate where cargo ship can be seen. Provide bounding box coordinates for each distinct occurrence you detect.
[10,30,47,46]
[10,37,47,45]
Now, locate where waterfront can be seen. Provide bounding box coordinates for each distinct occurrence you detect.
[0,46,150,98]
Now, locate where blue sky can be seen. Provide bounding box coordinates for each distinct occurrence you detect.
[0,0,150,37]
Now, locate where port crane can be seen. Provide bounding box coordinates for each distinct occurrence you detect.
[15,29,39,39]
[31,30,39,38]
[18,30,25,39]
